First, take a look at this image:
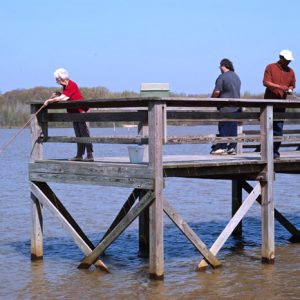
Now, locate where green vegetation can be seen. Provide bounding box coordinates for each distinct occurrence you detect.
[0,86,138,128]
[0,87,267,128]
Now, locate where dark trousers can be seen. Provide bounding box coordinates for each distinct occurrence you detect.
[73,121,93,157]
[273,108,285,154]
[213,121,238,150]
[273,121,283,154]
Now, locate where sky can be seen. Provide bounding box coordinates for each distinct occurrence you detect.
[1,0,300,95]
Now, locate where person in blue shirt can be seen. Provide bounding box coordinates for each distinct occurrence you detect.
[210,58,241,155]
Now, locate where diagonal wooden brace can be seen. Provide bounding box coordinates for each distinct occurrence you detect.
[163,198,221,268]
[197,183,261,270]
[34,181,94,249]
[242,180,300,242]
[78,191,155,269]
[30,182,109,272]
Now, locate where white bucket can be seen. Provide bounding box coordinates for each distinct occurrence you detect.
[127,145,145,163]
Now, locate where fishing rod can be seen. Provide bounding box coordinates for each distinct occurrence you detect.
[0,104,47,156]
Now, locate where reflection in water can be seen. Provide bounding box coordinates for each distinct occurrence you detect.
[1,127,300,299]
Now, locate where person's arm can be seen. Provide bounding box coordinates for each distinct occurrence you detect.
[211,75,222,98]
[211,89,221,98]
[44,94,69,106]
[263,80,289,92]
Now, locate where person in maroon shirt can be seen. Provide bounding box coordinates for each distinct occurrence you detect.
[263,50,296,159]
[44,68,94,161]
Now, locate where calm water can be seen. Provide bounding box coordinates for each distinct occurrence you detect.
[1,126,300,300]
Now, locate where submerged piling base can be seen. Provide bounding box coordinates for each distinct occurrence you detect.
[149,273,164,280]
[262,257,275,264]
[31,254,43,260]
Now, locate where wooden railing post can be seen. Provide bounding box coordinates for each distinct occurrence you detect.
[260,105,275,263]
[30,104,44,260]
[139,84,169,257]
[148,100,164,279]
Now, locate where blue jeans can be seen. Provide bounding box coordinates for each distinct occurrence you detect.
[213,121,238,150]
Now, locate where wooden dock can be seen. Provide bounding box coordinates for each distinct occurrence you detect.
[29,97,300,279]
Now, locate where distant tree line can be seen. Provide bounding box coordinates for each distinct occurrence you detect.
[0,86,138,128]
[0,86,267,128]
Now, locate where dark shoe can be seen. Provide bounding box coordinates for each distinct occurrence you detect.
[69,156,83,161]
[274,152,280,159]
[296,146,300,151]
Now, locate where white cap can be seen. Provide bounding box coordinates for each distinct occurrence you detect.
[54,68,69,79]
[279,50,294,61]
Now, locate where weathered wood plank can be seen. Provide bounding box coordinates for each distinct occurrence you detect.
[29,161,153,179]
[167,135,260,145]
[34,181,95,250]
[163,161,266,180]
[30,106,44,259]
[78,191,155,269]
[30,96,300,110]
[167,135,300,145]
[148,101,164,279]
[43,134,300,145]
[30,182,109,272]
[197,183,261,270]
[29,172,154,189]
[45,136,149,145]
[167,111,260,121]
[31,193,43,260]
[163,199,221,268]
[30,106,43,162]
[44,111,147,123]
[260,105,275,263]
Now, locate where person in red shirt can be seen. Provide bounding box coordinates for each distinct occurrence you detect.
[44,68,94,161]
[263,50,296,159]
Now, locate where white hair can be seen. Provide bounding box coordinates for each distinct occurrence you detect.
[54,68,69,80]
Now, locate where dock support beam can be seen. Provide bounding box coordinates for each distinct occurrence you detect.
[232,180,243,237]
[260,105,275,263]
[148,101,164,279]
[31,194,43,259]
[138,117,149,255]
[30,105,44,259]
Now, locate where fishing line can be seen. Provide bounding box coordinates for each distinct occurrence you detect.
[291,93,300,101]
[0,104,46,156]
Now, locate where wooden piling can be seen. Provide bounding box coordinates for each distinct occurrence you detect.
[30,105,44,260]
[260,105,275,263]
[148,101,164,279]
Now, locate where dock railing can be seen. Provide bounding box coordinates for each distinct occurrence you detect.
[30,97,300,160]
